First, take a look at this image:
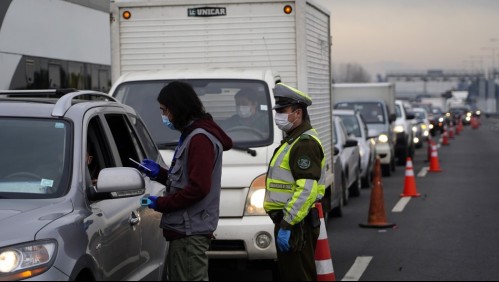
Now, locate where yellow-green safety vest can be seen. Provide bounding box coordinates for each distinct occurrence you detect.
[264,129,326,226]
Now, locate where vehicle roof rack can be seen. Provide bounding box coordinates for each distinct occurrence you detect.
[52,90,118,117]
[0,89,78,98]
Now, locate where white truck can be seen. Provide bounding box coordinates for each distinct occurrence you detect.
[332,83,397,176]
[109,0,336,264]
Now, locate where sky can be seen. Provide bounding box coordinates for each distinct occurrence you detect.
[314,0,499,78]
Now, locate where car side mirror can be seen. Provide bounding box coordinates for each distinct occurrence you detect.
[334,147,340,156]
[344,139,358,148]
[389,114,397,123]
[406,112,416,120]
[88,167,145,201]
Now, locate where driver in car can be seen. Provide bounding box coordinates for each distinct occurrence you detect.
[223,88,269,133]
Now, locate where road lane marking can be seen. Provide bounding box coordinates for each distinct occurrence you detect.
[418,167,429,177]
[341,256,373,281]
[392,197,411,213]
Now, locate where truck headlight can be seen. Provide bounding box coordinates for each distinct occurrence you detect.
[378,134,389,143]
[244,174,267,216]
[0,240,57,280]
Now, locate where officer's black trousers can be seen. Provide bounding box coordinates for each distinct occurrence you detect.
[273,219,320,281]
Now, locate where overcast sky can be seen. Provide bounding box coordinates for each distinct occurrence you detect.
[315,0,499,77]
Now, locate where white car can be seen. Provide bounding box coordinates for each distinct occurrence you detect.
[412,107,431,148]
[333,116,361,198]
[334,110,376,188]
[394,100,416,165]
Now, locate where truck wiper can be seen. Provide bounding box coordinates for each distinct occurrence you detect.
[156,142,178,150]
[232,146,257,157]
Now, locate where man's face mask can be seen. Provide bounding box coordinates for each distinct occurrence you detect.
[237,106,253,118]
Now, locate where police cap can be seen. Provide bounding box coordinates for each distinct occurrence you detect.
[273,83,312,110]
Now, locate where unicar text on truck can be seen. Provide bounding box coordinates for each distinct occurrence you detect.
[109,0,336,264]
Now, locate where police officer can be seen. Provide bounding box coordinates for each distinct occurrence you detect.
[264,83,326,281]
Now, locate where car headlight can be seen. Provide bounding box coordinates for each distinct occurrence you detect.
[0,240,57,280]
[421,124,428,130]
[244,174,267,216]
[476,111,481,115]
[429,124,434,129]
[394,125,405,133]
[412,126,418,133]
[438,118,444,123]
[466,116,471,122]
[378,134,389,143]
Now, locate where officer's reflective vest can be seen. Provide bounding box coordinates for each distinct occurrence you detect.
[264,129,326,226]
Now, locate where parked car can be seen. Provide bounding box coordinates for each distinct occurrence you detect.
[0,90,168,281]
[334,110,376,188]
[333,116,361,198]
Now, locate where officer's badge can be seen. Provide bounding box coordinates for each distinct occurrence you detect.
[298,156,311,170]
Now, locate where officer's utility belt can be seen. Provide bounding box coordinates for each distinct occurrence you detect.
[267,207,320,229]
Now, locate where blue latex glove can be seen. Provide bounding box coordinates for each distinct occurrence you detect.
[277,228,291,252]
[147,196,158,210]
[140,159,160,178]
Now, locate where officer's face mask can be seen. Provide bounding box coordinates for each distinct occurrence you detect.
[274,110,298,132]
[237,106,253,119]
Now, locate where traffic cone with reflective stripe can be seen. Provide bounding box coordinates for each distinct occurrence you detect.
[401,158,421,197]
[429,142,442,173]
[360,158,396,229]
[314,202,336,281]
[449,123,455,139]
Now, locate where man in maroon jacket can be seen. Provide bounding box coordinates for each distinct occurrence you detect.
[140,81,232,281]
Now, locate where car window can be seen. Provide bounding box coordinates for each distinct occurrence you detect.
[86,116,115,188]
[0,118,71,199]
[396,104,402,118]
[128,114,161,162]
[338,115,362,138]
[105,114,146,168]
[335,102,385,124]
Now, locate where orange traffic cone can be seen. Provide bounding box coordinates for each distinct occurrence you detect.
[401,158,421,197]
[314,202,336,281]
[429,142,442,173]
[471,116,480,129]
[449,124,455,139]
[360,158,396,229]
[442,128,450,146]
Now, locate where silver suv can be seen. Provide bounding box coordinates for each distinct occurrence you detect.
[0,90,167,281]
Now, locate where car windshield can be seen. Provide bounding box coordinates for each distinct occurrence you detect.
[0,118,71,199]
[338,115,362,138]
[335,102,385,124]
[114,80,273,148]
[414,111,427,120]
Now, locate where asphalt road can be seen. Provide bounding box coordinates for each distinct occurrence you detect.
[210,117,499,281]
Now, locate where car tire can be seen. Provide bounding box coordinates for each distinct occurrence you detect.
[382,164,391,177]
[361,162,372,188]
[341,174,349,206]
[330,183,344,218]
[349,169,361,197]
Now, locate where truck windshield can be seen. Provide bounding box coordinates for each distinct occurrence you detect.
[114,80,273,148]
[335,102,386,124]
[0,118,71,199]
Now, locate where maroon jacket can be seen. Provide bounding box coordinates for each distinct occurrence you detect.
[155,117,232,240]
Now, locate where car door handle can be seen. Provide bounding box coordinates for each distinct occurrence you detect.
[129,212,140,226]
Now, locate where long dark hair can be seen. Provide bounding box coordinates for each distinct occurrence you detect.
[157,81,211,130]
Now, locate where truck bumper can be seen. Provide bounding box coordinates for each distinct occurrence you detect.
[375,143,392,165]
[208,216,277,261]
